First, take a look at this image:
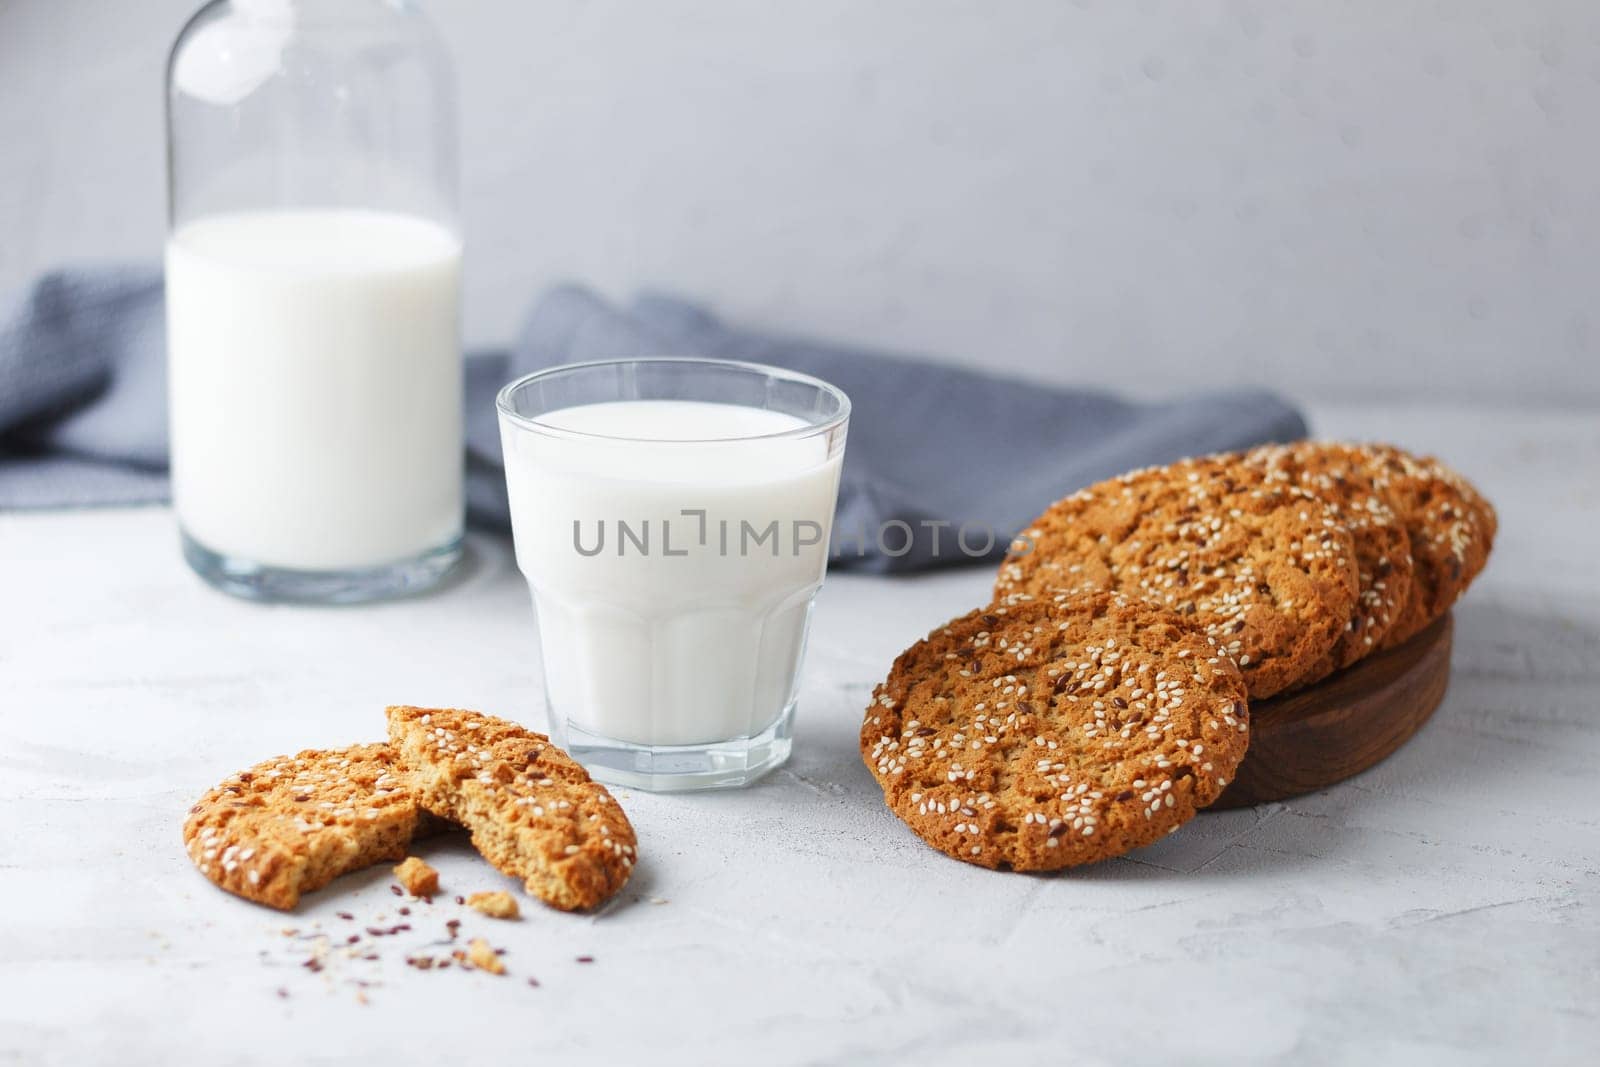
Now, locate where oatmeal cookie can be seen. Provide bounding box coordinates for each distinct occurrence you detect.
[861,592,1249,870]
[995,457,1360,698]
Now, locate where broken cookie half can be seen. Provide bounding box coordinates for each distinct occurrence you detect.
[182,743,433,911]
[385,705,637,912]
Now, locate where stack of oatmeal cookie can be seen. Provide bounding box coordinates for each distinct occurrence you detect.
[861,441,1494,871]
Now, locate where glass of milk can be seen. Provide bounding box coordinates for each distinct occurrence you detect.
[497,359,851,791]
[164,0,463,602]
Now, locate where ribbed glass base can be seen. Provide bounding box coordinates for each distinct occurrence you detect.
[556,702,796,792]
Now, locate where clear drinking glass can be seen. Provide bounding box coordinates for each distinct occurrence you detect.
[497,358,851,791]
[165,0,463,602]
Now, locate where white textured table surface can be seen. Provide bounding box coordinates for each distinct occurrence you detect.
[2,403,1596,1066]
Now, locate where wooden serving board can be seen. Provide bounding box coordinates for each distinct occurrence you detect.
[1208,612,1453,810]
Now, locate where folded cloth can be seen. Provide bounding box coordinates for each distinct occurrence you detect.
[0,269,1306,572]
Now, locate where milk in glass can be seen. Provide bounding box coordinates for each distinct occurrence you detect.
[502,400,843,748]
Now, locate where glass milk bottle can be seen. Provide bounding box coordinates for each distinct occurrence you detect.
[165,0,462,602]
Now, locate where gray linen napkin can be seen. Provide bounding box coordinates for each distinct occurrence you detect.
[0,269,1305,572]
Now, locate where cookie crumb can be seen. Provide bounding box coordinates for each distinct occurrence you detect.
[467,938,505,975]
[393,857,439,897]
[465,891,520,920]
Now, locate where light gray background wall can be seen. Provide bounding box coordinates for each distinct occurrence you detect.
[2,0,1596,405]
